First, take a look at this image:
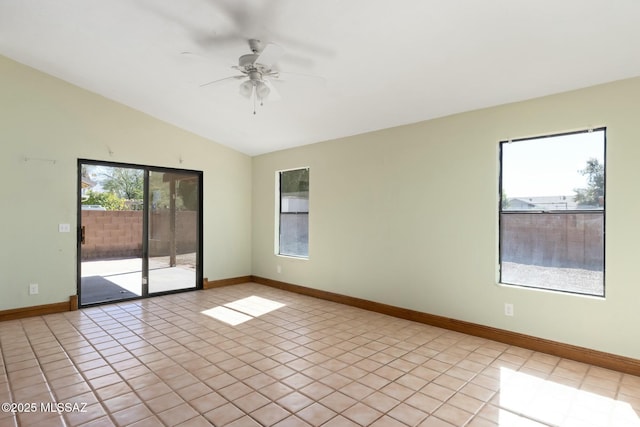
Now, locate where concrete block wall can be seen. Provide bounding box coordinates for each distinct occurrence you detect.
[81,210,198,260]
[149,211,198,256]
[81,210,143,260]
[500,212,604,270]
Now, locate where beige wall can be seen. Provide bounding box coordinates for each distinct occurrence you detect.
[252,77,640,360]
[3,52,640,361]
[0,56,252,310]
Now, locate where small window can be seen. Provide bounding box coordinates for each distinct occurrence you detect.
[278,168,309,258]
[499,129,605,296]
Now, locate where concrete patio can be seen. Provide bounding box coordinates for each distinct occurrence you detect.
[80,255,197,305]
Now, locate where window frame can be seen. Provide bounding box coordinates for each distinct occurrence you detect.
[276,167,309,259]
[498,128,606,297]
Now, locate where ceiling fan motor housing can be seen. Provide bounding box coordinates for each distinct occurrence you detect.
[248,70,263,82]
[239,53,259,68]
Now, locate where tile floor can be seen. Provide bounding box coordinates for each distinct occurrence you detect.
[0,283,638,427]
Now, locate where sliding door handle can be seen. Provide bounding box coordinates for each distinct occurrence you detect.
[80,226,86,244]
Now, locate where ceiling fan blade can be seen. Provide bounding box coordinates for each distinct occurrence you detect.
[279,52,316,68]
[195,32,245,48]
[268,31,335,58]
[256,43,284,68]
[200,75,245,87]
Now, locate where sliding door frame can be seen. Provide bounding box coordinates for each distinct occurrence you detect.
[77,159,203,307]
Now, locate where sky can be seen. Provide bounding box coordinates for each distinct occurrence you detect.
[501,129,605,198]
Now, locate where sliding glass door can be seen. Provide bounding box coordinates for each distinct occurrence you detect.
[78,164,144,305]
[148,170,200,294]
[78,160,202,307]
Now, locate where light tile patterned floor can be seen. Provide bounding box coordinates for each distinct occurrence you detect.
[0,283,639,427]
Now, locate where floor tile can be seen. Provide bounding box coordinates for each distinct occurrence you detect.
[0,283,637,427]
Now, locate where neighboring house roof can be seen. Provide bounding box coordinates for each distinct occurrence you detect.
[506,195,583,210]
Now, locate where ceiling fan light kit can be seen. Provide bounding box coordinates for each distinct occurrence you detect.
[255,81,270,98]
[239,80,254,98]
[200,39,286,114]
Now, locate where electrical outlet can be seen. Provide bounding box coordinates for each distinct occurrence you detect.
[58,223,71,232]
[276,265,282,274]
[29,283,39,295]
[504,303,514,316]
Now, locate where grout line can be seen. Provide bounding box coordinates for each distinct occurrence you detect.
[0,283,637,426]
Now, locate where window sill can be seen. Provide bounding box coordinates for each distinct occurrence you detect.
[276,254,309,261]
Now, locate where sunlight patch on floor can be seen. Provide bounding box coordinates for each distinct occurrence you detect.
[499,368,640,426]
[201,295,286,325]
[201,306,253,326]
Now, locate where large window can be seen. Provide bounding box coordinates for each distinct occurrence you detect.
[278,168,309,258]
[499,129,605,296]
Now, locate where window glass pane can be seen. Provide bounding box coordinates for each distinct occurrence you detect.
[499,129,605,296]
[501,130,605,211]
[279,169,309,257]
[500,212,604,295]
[281,169,309,197]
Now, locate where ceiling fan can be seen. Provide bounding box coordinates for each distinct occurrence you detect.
[201,39,285,114]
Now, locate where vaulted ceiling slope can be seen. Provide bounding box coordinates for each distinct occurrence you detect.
[2,0,640,155]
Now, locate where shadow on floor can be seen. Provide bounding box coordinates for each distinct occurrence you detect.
[81,275,139,305]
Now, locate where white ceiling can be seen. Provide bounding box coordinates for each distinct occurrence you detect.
[2,1,640,156]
